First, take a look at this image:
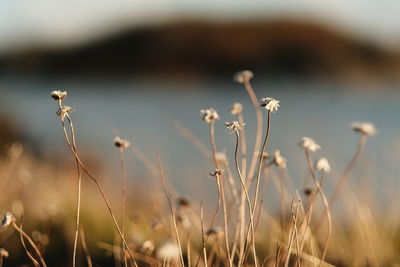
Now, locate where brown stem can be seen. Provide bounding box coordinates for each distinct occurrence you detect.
[157,155,185,267]
[80,226,93,267]
[118,147,128,267]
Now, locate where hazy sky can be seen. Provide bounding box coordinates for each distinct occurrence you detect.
[1,0,400,52]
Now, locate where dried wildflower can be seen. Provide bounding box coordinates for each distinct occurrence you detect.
[50,90,68,101]
[0,212,13,229]
[299,137,321,152]
[177,197,190,208]
[225,121,245,132]
[234,70,254,83]
[140,240,155,254]
[351,122,377,136]
[210,169,223,177]
[56,105,74,121]
[156,241,180,260]
[303,187,315,197]
[272,150,287,169]
[316,158,331,173]
[114,136,130,148]
[230,102,243,115]
[215,151,228,164]
[0,248,9,258]
[200,108,220,123]
[176,215,191,229]
[206,226,224,238]
[260,97,280,112]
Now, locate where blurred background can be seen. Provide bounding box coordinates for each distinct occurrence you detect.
[1,1,400,265]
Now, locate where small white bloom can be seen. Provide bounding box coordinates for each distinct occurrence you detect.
[315,158,331,173]
[225,121,245,132]
[200,108,220,123]
[272,150,287,169]
[50,90,68,101]
[156,241,180,260]
[299,137,321,152]
[351,122,376,136]
[215,151,228,164]
[56,105,74,121]
[233,70,254,83]
[0,248,9,258]
[114,136,130,148]
[140,240,155,254]
[0,212,14,229]
[260,97,280,112]
[230,102,243,115]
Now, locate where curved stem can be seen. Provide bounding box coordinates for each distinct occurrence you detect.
[234,132,257,267]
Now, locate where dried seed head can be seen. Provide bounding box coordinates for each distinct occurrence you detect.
[200,108,220,123]
[234,70,254,83]
[225,121,245,132]
[50,90,67,101]
[140,240,155,254]
[230,102,243,115]
[56,105,74,121]
[210,169,223,178]
[299,137,321,152]
[0,248,9,258]
[303,187,315,197]
[114,136,130,148]
[177,197,190,208]
[0,212,14,229]
[260,97,280,112]
[351,122,376,136]
[206,226,224,238]
[156,241,180,260]
[316,157,331,173]
[272,150,287,169]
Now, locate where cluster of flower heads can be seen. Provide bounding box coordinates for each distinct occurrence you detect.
[351,122,377,136]
[200,108,220,123]
[50,90,74,121]
[114,136,130,149]
[299,137,321,152]
[225,121,245,132]
[260,97,280,112]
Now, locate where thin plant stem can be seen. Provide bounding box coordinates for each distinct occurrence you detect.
[57,112,138,267]
[12,221,46,267]
[18,223,39,267]
[118,147,128,267]
[243,80,263,184]
[200,202,208,267]
[233,131,257,267]
[305,150,332,267]
[156,155,185,267]
[218,176,232,267]
[79,226,93,267]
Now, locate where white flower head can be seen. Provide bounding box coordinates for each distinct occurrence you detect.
[225,121,245,132]
[200,108,220,123]
[0,248,9,258]
[56,105,74,121]
[260,97,280,112]
[51,90,68,101]
[233,70,254,83]
[114,136,130,148]
[0,212,14,229]
[315,157,331,173]
[299,137,321,152]
[272,150,287,169]
[351,122,376,136]
[230,102,243,115]
[215,151,228,164]
[156,241,180,260]
[140,239,155,254]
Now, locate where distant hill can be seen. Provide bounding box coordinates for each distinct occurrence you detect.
[1,19,400,80]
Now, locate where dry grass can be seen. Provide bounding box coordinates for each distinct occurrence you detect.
[0,73,399,267]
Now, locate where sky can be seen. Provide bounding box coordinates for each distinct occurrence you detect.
[1,0,400,52]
